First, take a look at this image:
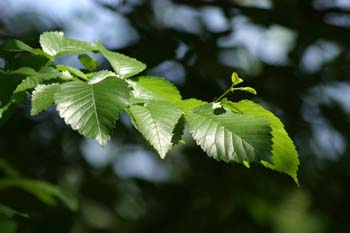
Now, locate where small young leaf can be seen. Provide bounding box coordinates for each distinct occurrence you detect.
[129,101,183,158]
[231,72,243,86]
[31,83,61,116]
[233,87,257,95]
[128,76,182,104]
[186,103,273,163]
[54,77,129,146]
[78,54,99,71]
[223,100,300,184]
[97,41,146,78]
[40,31,96,58]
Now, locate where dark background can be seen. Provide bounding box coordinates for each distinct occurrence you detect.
[0,0,349,232]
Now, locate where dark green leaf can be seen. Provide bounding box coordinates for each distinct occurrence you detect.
[14,67,59,93]
[2,39,47,57]
[0,178,77,210]
[0,204,28,218]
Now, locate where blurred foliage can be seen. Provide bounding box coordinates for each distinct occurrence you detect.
[0,0,349,232]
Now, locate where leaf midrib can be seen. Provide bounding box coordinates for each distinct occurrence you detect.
[90,85,103,140]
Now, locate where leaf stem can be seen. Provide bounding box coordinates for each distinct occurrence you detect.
[215,85,234,102]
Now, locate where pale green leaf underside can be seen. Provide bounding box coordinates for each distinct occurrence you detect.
[31,83,60,115]
[97,41,146,78]
[224,100,299,183]
[129,101,183,158]
[54,78,129,146]
[187,103,273,163]
[88,70,117,84]
[128,76,182,104]
[40,31,96,57]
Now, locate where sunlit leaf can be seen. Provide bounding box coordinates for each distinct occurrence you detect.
[40,31,96,58]
[128,76,182,104]
[129,101,183,158]
[78,54,99,71]
[231,72,243,86]
[31,83,60,115]
[97,41,146,78]
[88,70,117,84]
[223,100,299,184]
[186,103,273,163]
[177,98,207,111]
[54,77,129,146]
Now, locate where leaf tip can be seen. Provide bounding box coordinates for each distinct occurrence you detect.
[243,160,250,168]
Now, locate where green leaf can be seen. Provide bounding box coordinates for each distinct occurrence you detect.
[2,39,47,57]
[0,178,77,210]
[172,116,186,145]
[0,204,28,218]
[0,99,15,119]
[56,65,87,80]
[31,83,61,116]
[0,159,20,178]
[54,77,129,146]
[231,72,243,86]
[128,76,182,104]
[0,68,32,105]
[97,41,146,78]
[223,100,299,184]
[233,87,257,95]
[88,70,117,84]
[14,67,59,93]
[40,31,96,58]
[5,54,52,71]
[0,217,17,233]
[0,93,26,126]
[129,101,183,158]
[186,103,273,163]
[177,98,207,111]
[78,54,99,71]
